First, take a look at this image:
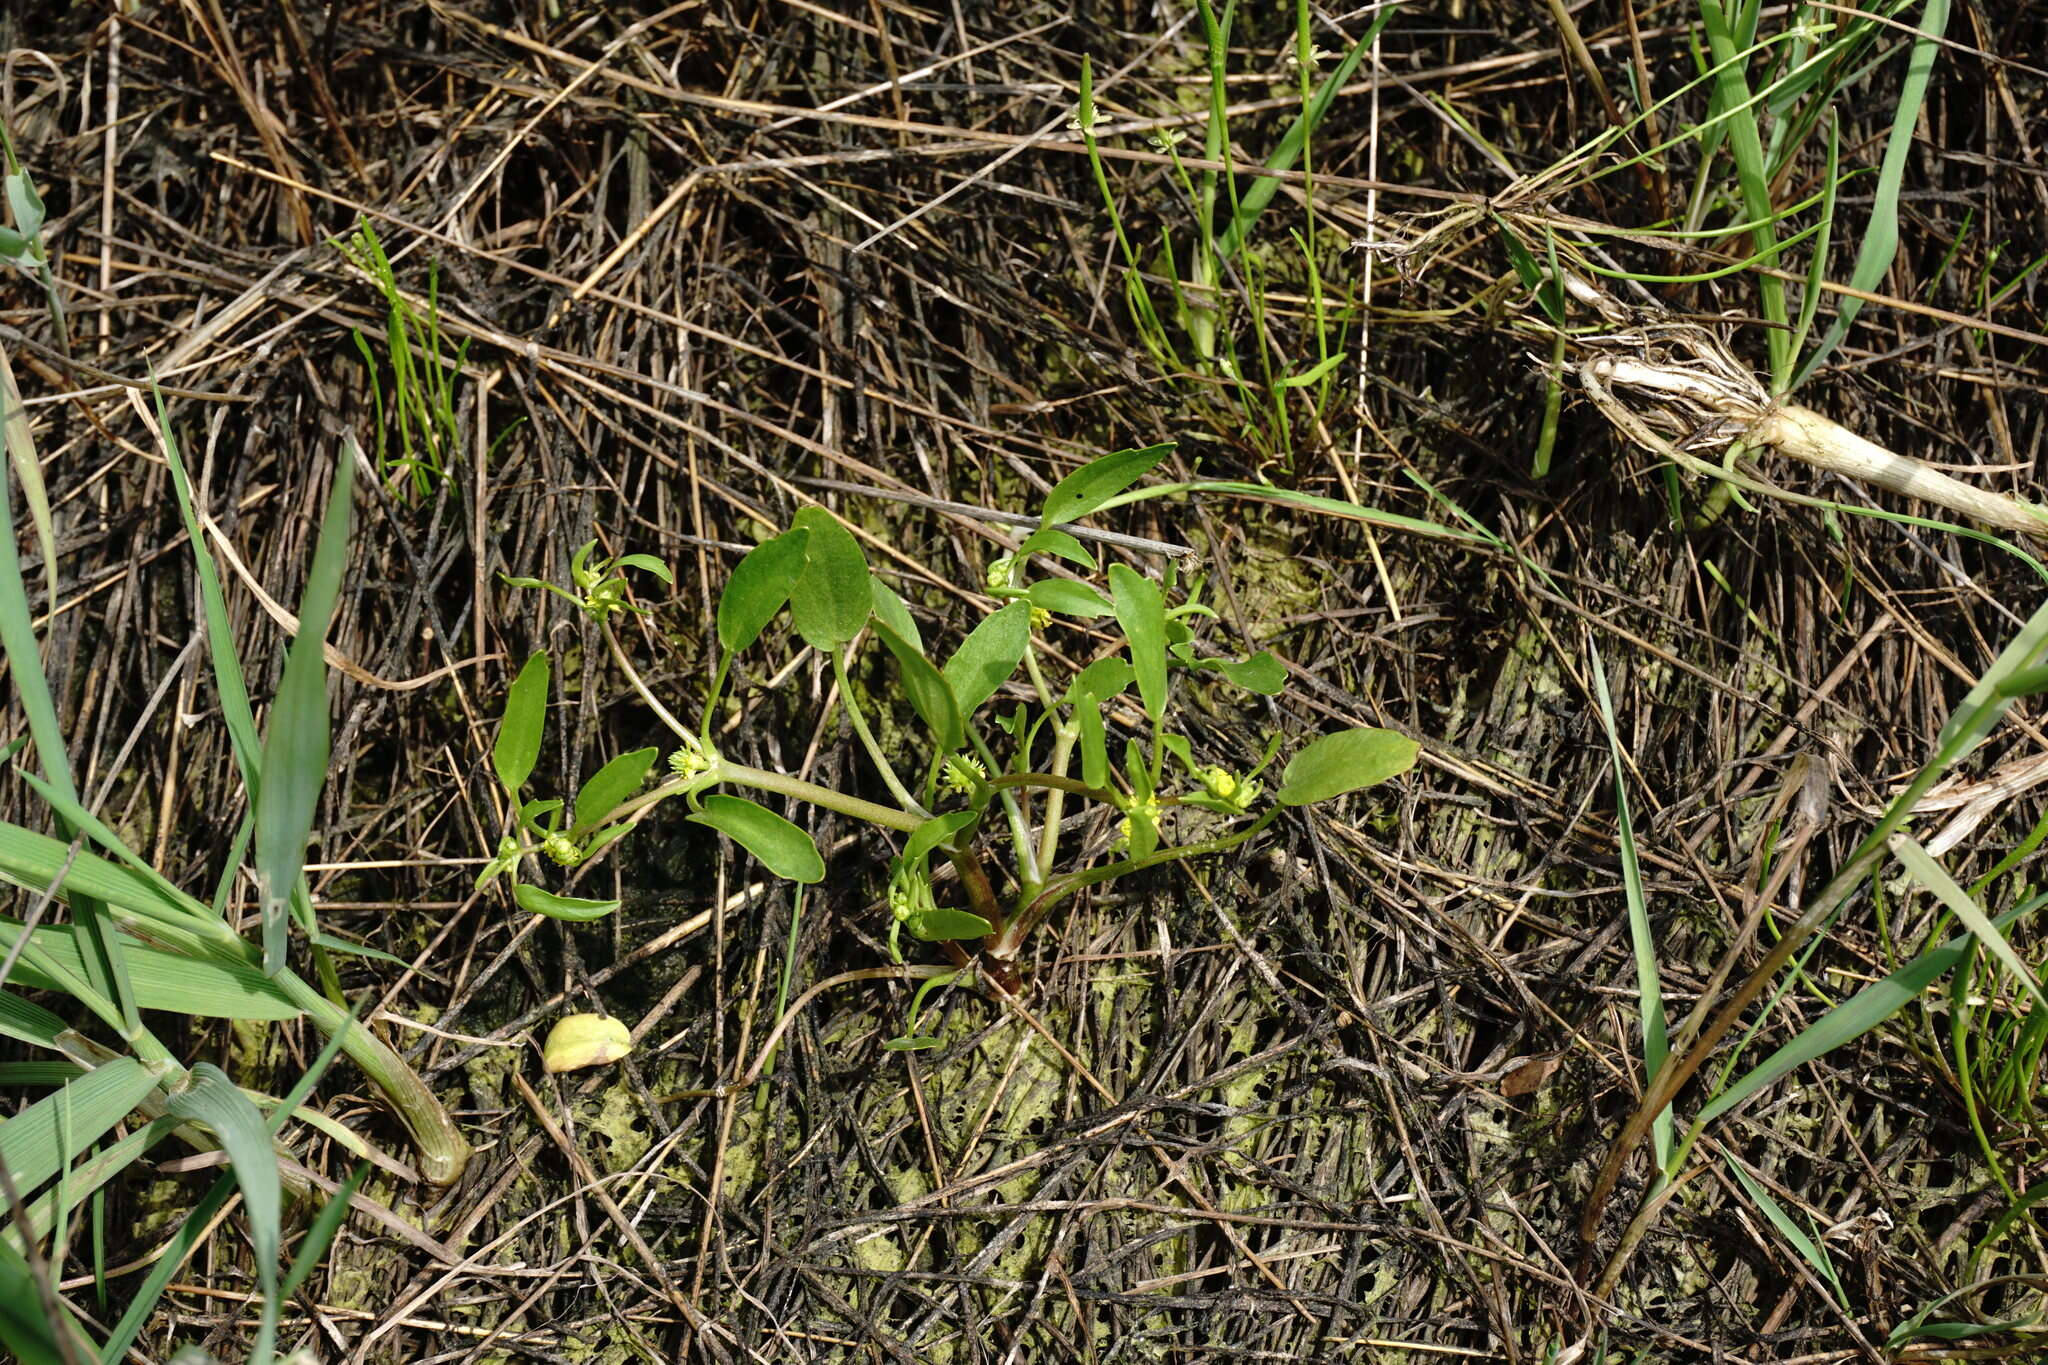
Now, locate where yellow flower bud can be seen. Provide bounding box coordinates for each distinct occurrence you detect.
[541,1013,632,1073]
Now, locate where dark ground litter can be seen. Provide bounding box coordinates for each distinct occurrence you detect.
[1,1,2046,1361]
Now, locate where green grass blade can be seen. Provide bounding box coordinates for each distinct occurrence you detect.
[1890,834,2046,1006]
[151,384,262,798]
[1216,7,1398,260]
[0,342,54,616]
[0,1059,156,1206]
[254,444,356,975]
[1789,0,1951,389]
[1588,640,1671,1167]
[1695,0,1790,385]
[0,467,140,1044]
[162,1063,281,1364]
[1722,1152,1847,1306]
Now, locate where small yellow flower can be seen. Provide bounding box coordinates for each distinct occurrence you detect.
[543,832,583,866]
[541,1013,632,1073]
[941,754,987,795]
[1029,605,1053,632]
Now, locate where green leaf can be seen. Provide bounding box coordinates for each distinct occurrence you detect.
[1276,352,1347,389]
[255,447,355,974]
[1790,0,1950,388]
[1277,728,1419,806]
[788,507,873,650]
[1026,579,1115,618]
[906,810,977,863]
[0,924,299,1021]
[1108,564,1167,723]
[0,1058,156,1199]
[874,621,964,754]
[690,794,825,883]
[612,553,673,583]
[1891,834,2046,1006]
[1195,650,1286,694]
[163,1063,282,1361]
[0,1240,82,1365]
[1700,896,2039,1125]
[281,1161,369,1300]
[1071,656,1134,701]
[869,576,922,652]
[573,747,658,831]
[943,600,1031,714]
[1016,526,1094,570]
[493,652,551,793]
[907,908,994,942]
[512,883,620,921]
[882,1035,942,1052]
[718,528,808,653]
[6,171,44,243]
[156,386,263,801]
[1040,443,1174,526]
[0,990,66,1048]
[1076,687,1109,789]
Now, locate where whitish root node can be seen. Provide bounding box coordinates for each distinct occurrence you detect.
[1570,286,2048,541]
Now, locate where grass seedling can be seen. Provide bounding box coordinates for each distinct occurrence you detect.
[334,220,469,501]
[0,360,470,1361]
[1071,5,1393,463]
[487,444,1417,1040]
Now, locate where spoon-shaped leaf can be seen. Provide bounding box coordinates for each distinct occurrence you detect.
[1277,728,1418,806]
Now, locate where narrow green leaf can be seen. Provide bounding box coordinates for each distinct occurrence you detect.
[573,747,658,831]
[1723,1154,1846,1306]
[1216,8,1396,258]
[1276,728,1419,806]
[905,810,977,863]
[155,385,262,798]
[1891,834,2046,1006]
[0,991,67,1048]
[493,652,550,793]
[0,344,55,636]
[882,1035,941,1051]
[0,924,298,1021]
[689,794,825,883]
[163,1063,281,1362]
[1701,896,2038,1124]
[718,528,808,652]
[788,507,873,650]
[874,621,964,754]
[255,447,356,975]
[1040,444,1175,526]
[0,1239,84,1365]
[0,1059,155,1198]
[1590,642,1671,1169]
[511,883,620,921]
[1108,564,1167,723]
[943,600,1031,714]
[280,1161,369,1299]
[907,908,993,942]
[6,171,45,242]
[1076,687,1109,790]
[1276,352,1347,389]
[1026,579,1115,618]
[1791,0,1951,389]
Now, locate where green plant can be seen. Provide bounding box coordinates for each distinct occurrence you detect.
[484,444,1417,1036]
[0,364,470,1362]
[334,220,470,501]
[1070,5,1393,463]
